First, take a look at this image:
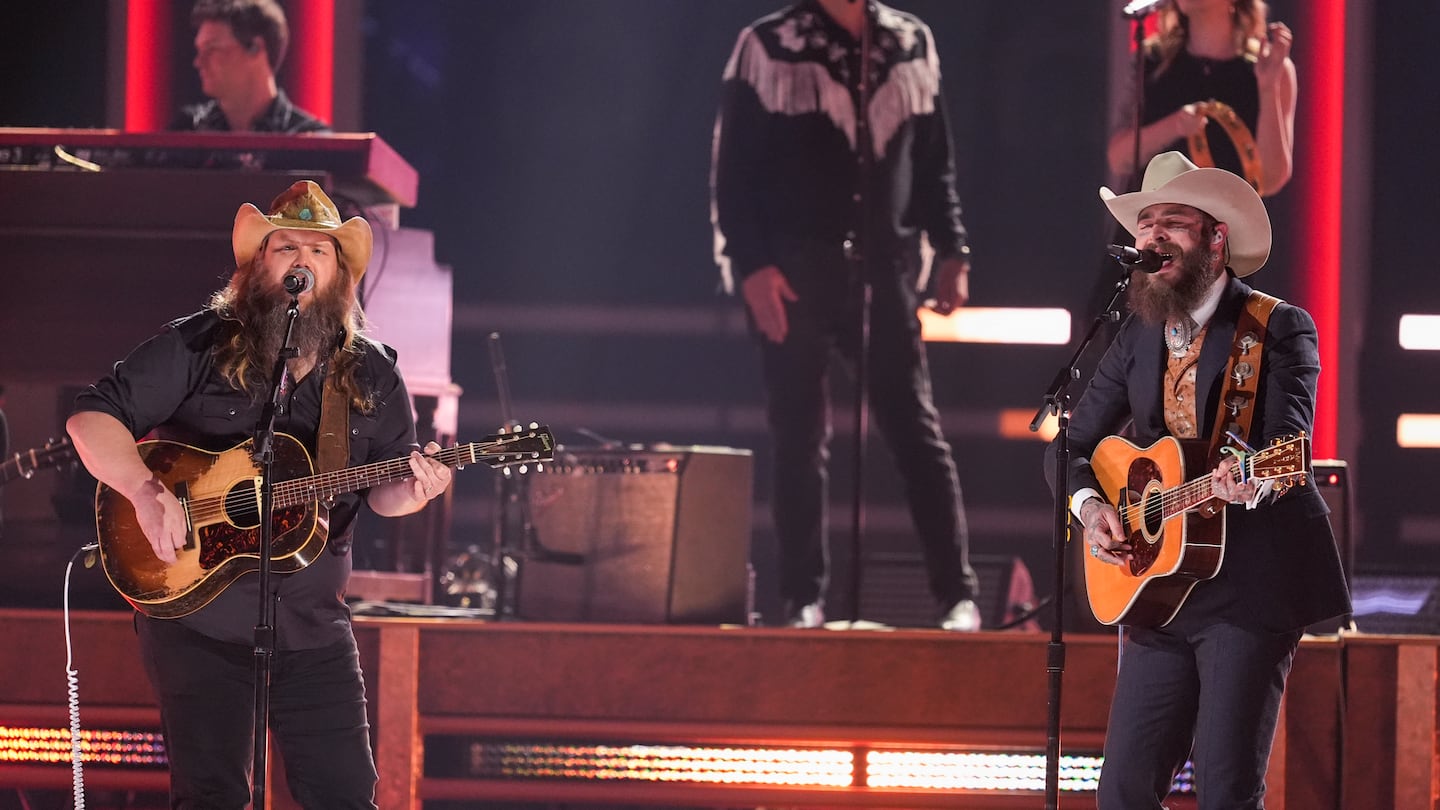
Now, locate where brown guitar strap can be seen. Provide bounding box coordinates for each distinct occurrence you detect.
[1209,290,1282,465]
[316,370,350,474]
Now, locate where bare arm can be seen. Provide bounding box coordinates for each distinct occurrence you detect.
[1253,23,1297,195]
[66,410,188,563]
[365,441,452,517]
[1107,105,1207,179]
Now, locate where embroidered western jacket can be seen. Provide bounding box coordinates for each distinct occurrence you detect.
[711,0,969,293]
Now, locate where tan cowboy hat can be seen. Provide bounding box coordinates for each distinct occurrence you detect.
[231,180,373,285]
[1100,151,1271,277]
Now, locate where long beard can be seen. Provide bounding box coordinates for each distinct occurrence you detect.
[234,274,354,381]
[1127,244,1224,325]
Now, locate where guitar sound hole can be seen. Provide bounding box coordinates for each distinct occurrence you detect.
[224,481,261,529]
[1141,487,1165,537]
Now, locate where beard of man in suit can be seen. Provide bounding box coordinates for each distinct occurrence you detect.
[1127,212,1226,326]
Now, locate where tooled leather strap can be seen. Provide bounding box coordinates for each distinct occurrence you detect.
[1209,291,1282,466]
[1187,99,1265,196]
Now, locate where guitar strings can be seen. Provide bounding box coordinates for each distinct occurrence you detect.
[176,439,539,527]
[1118,459,1249,527]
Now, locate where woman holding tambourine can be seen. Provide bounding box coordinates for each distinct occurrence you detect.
[1108,0,1296,198]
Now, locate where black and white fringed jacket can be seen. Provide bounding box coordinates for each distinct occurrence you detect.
[711,0,970,293]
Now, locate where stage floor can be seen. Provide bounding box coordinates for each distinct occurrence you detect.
[2,609,1436,809]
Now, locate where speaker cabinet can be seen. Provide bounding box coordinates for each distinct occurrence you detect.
[515,447,753,624]
[1308,459,1353,633]
[1312,460,1351,583]
[860,552,1039,630]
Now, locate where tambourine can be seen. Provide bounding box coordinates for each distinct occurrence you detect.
[1186,99,1264,196]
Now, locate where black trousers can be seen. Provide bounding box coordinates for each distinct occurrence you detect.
[756,241,977,613]
[1097,616,1301,810]
[136,615,379,809]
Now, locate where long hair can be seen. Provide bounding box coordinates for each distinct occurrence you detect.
[1148,0,1269,78]
[208,234,376,414]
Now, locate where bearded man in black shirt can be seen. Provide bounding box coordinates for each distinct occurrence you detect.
[67,180,450,807]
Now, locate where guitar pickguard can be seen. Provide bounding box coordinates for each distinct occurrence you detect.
[1123,455,1165,577]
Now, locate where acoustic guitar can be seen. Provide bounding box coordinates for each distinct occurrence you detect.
[1084,432,1309,627]
[95,426,553,618]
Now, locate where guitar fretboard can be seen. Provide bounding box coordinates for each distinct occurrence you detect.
[1120,438,1306,528]
[272,441,538,507]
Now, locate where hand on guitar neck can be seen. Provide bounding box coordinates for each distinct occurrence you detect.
[1083,454,1257,567]
[1081,433,1308,627]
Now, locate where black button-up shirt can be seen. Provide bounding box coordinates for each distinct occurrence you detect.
[74,311,417,649]
[171,88,331,134]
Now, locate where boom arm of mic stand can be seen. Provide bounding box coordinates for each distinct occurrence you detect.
[1030,265,1135,430]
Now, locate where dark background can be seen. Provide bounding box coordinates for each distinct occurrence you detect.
[1,1,1435,626]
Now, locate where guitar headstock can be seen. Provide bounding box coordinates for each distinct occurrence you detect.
[1,436,79,485]
[471,424,555,469]
[1248,433,1310,494]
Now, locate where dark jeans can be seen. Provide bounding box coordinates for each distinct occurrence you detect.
[1098,618,1301,810]
[756,241,977,613]
[136,615,379,809]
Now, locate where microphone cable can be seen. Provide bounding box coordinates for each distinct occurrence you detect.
[62,542,101,809]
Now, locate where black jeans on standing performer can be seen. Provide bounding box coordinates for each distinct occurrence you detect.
[136,615,379,809]
[755,238,978,617]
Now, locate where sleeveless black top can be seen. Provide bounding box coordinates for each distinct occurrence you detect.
[1142,49,1260,180]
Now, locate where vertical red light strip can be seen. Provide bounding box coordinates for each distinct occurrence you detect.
[124,0,171,131]
[1296,4,1346,460]
[286,0,335,125]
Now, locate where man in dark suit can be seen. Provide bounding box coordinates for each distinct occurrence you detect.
[1048,151,1350,808]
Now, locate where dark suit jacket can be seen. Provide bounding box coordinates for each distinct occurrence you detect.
[1048,275,1351,632]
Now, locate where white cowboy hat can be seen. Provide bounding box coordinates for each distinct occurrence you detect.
[1100,151,1271,277]
[231,180,373,285]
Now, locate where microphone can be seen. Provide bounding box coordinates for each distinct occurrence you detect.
[283,268,315,295]
[1107,244,1169,274]
[1121,0,1168,18]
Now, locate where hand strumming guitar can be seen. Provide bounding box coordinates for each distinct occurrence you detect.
[1080,496,1130,566]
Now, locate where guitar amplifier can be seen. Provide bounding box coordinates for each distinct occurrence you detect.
[515,446,753,625]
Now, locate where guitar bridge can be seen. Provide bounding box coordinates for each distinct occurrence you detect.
[173,480,195,549]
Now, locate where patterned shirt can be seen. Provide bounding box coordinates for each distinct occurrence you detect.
[711,1,969,292]
[171,88,331,134]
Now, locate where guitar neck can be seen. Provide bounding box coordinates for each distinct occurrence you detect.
[1134,439,1304,524]
[1,444,75,486]
[274,443,490,508]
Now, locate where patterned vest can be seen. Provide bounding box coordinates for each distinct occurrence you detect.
[1163,325,1209,438]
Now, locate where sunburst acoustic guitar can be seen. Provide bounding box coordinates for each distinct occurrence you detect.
[95,425,554,618]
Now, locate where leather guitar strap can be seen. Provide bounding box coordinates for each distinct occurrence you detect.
[316,368,350,475]
[1209,290,1282,466]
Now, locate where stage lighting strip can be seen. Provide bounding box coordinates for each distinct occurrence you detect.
[463,742,1196,794]
[472,743,854,786]
[0,726,167,767]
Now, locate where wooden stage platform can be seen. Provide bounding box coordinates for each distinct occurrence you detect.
[1,608,1436,808]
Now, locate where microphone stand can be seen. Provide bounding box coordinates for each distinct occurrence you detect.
[1028,258,1138,810]
[248,286,302,809]
[844,0,875,623]
[486,333,582,620]
[1126,2,1156,190]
